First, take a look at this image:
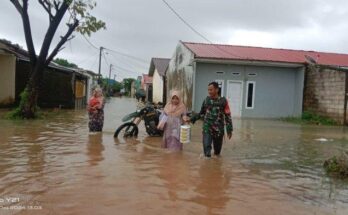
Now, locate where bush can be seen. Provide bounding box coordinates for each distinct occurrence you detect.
[282,111,337,126]
[323,152,348,179]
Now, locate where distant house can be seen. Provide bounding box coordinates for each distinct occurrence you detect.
[148,58,170,104]
[141,74,153,102]
[0,39,89,109]
[167,41,348,124]
[79,69,99,99]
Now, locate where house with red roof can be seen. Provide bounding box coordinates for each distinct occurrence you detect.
[166,41,348,123]
[148,58,170,104]
[141,74,153,102]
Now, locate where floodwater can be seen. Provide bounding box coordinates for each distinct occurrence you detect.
[0,97,348,215]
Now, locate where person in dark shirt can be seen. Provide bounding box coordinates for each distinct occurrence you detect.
[191,82,233,158]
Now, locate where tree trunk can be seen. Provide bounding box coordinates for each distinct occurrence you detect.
[19,62,45,119]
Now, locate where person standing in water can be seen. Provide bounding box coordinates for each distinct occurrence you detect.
[161,90,189,151]
[191,82,233,158]
[87,87,105,132]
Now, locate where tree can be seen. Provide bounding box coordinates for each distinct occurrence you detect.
[53,58,78,68]
[123,78,135,96]
[10,0,105,118]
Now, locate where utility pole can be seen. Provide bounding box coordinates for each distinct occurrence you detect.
[107,64,113,95]
[98,46,104,85]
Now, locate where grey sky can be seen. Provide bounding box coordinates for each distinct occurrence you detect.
[1,0,348,80]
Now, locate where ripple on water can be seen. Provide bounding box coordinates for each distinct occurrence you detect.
[0,98,348,214]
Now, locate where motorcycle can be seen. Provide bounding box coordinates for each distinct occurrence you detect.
[114,104,163,138]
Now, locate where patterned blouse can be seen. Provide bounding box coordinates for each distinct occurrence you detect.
[194,96,233,137]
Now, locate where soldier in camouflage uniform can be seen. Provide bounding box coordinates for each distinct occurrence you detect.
[191,82,233,158]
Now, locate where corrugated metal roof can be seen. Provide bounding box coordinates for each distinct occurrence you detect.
[153,58,170,76]
[0,39,91,75]
[149,58,170,76]
[182,42,348,67]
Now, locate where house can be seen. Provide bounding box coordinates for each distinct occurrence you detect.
[78,69,99,99]
[148,58,170,104]
[166,41,348,124]
[0,39,89,109]
[141,74,153,102]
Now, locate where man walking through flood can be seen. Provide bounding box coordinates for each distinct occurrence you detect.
[191,81,233,158]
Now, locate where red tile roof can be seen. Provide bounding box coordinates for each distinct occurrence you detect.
[182,42,348,67]
[142,74,153,84]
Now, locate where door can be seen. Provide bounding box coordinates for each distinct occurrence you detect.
[226,81,243,117]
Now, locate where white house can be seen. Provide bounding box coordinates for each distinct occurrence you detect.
[148,58,170,104]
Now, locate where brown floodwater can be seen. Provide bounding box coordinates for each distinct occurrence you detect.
[0,97,348,214]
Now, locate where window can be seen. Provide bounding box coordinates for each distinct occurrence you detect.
[248,73,257,77]
[246,81,255,109]
[215,80,224,97]
[232,72,240,76]
[216,71,225,75]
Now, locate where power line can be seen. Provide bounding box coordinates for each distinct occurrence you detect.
[82,35,149,64]
[161,0,244,59]
[113,64,142,76]
[161,0,212,43]
[82,34,99,49]
[104,47,148,64]
[102,52,142,79]
[76,51,99,65]
[107,52,149,70]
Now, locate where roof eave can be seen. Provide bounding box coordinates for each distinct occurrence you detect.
[193,58,304,68]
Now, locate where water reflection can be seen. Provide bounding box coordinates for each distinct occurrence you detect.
[191,159,231,214]
[157,153,190,202]
[27,143,45,173]
[87,133,104,166]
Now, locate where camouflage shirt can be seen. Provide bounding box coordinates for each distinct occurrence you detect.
[194,96,233,137]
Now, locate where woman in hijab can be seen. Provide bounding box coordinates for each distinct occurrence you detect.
[87,87,105,132]
[162,90,189,151]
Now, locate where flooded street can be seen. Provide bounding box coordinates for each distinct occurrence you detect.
[1,97,348,214]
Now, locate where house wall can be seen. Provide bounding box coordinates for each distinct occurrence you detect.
[16,60,75,108]
[152,69,164,103]
[194,63,304,118]
[166,43,195,108]
[303,66,345,124]
[0,54,16,106]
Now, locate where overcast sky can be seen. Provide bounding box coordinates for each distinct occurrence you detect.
[1,0,348,80]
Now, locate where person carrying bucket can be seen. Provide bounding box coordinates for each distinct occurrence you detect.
[158,90,190,151]
[191,82,233,158]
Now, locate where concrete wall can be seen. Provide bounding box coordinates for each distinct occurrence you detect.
[303,66,346,124]
[0,54,16,106]
[166,42,195,108]
[152,69,163,103]
[194,63,304,118]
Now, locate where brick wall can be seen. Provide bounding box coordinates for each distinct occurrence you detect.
[303,66,346,124]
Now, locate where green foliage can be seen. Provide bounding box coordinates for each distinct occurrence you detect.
[111,82,123,92]
[72,0,106,36]
[53,58,78,68]
[324,153,348,179]
[282,111,338,126]
[5,89,40,119]
[123,78,136,95]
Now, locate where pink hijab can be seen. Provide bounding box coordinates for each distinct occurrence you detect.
[164,90,186,117]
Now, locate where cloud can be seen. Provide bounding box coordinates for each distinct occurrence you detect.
[2,0,348,80]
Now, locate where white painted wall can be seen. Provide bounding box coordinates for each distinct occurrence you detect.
[0,54,16,105]
[152,69,163,103]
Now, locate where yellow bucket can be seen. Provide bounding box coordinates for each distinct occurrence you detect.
[180,125,191,144]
